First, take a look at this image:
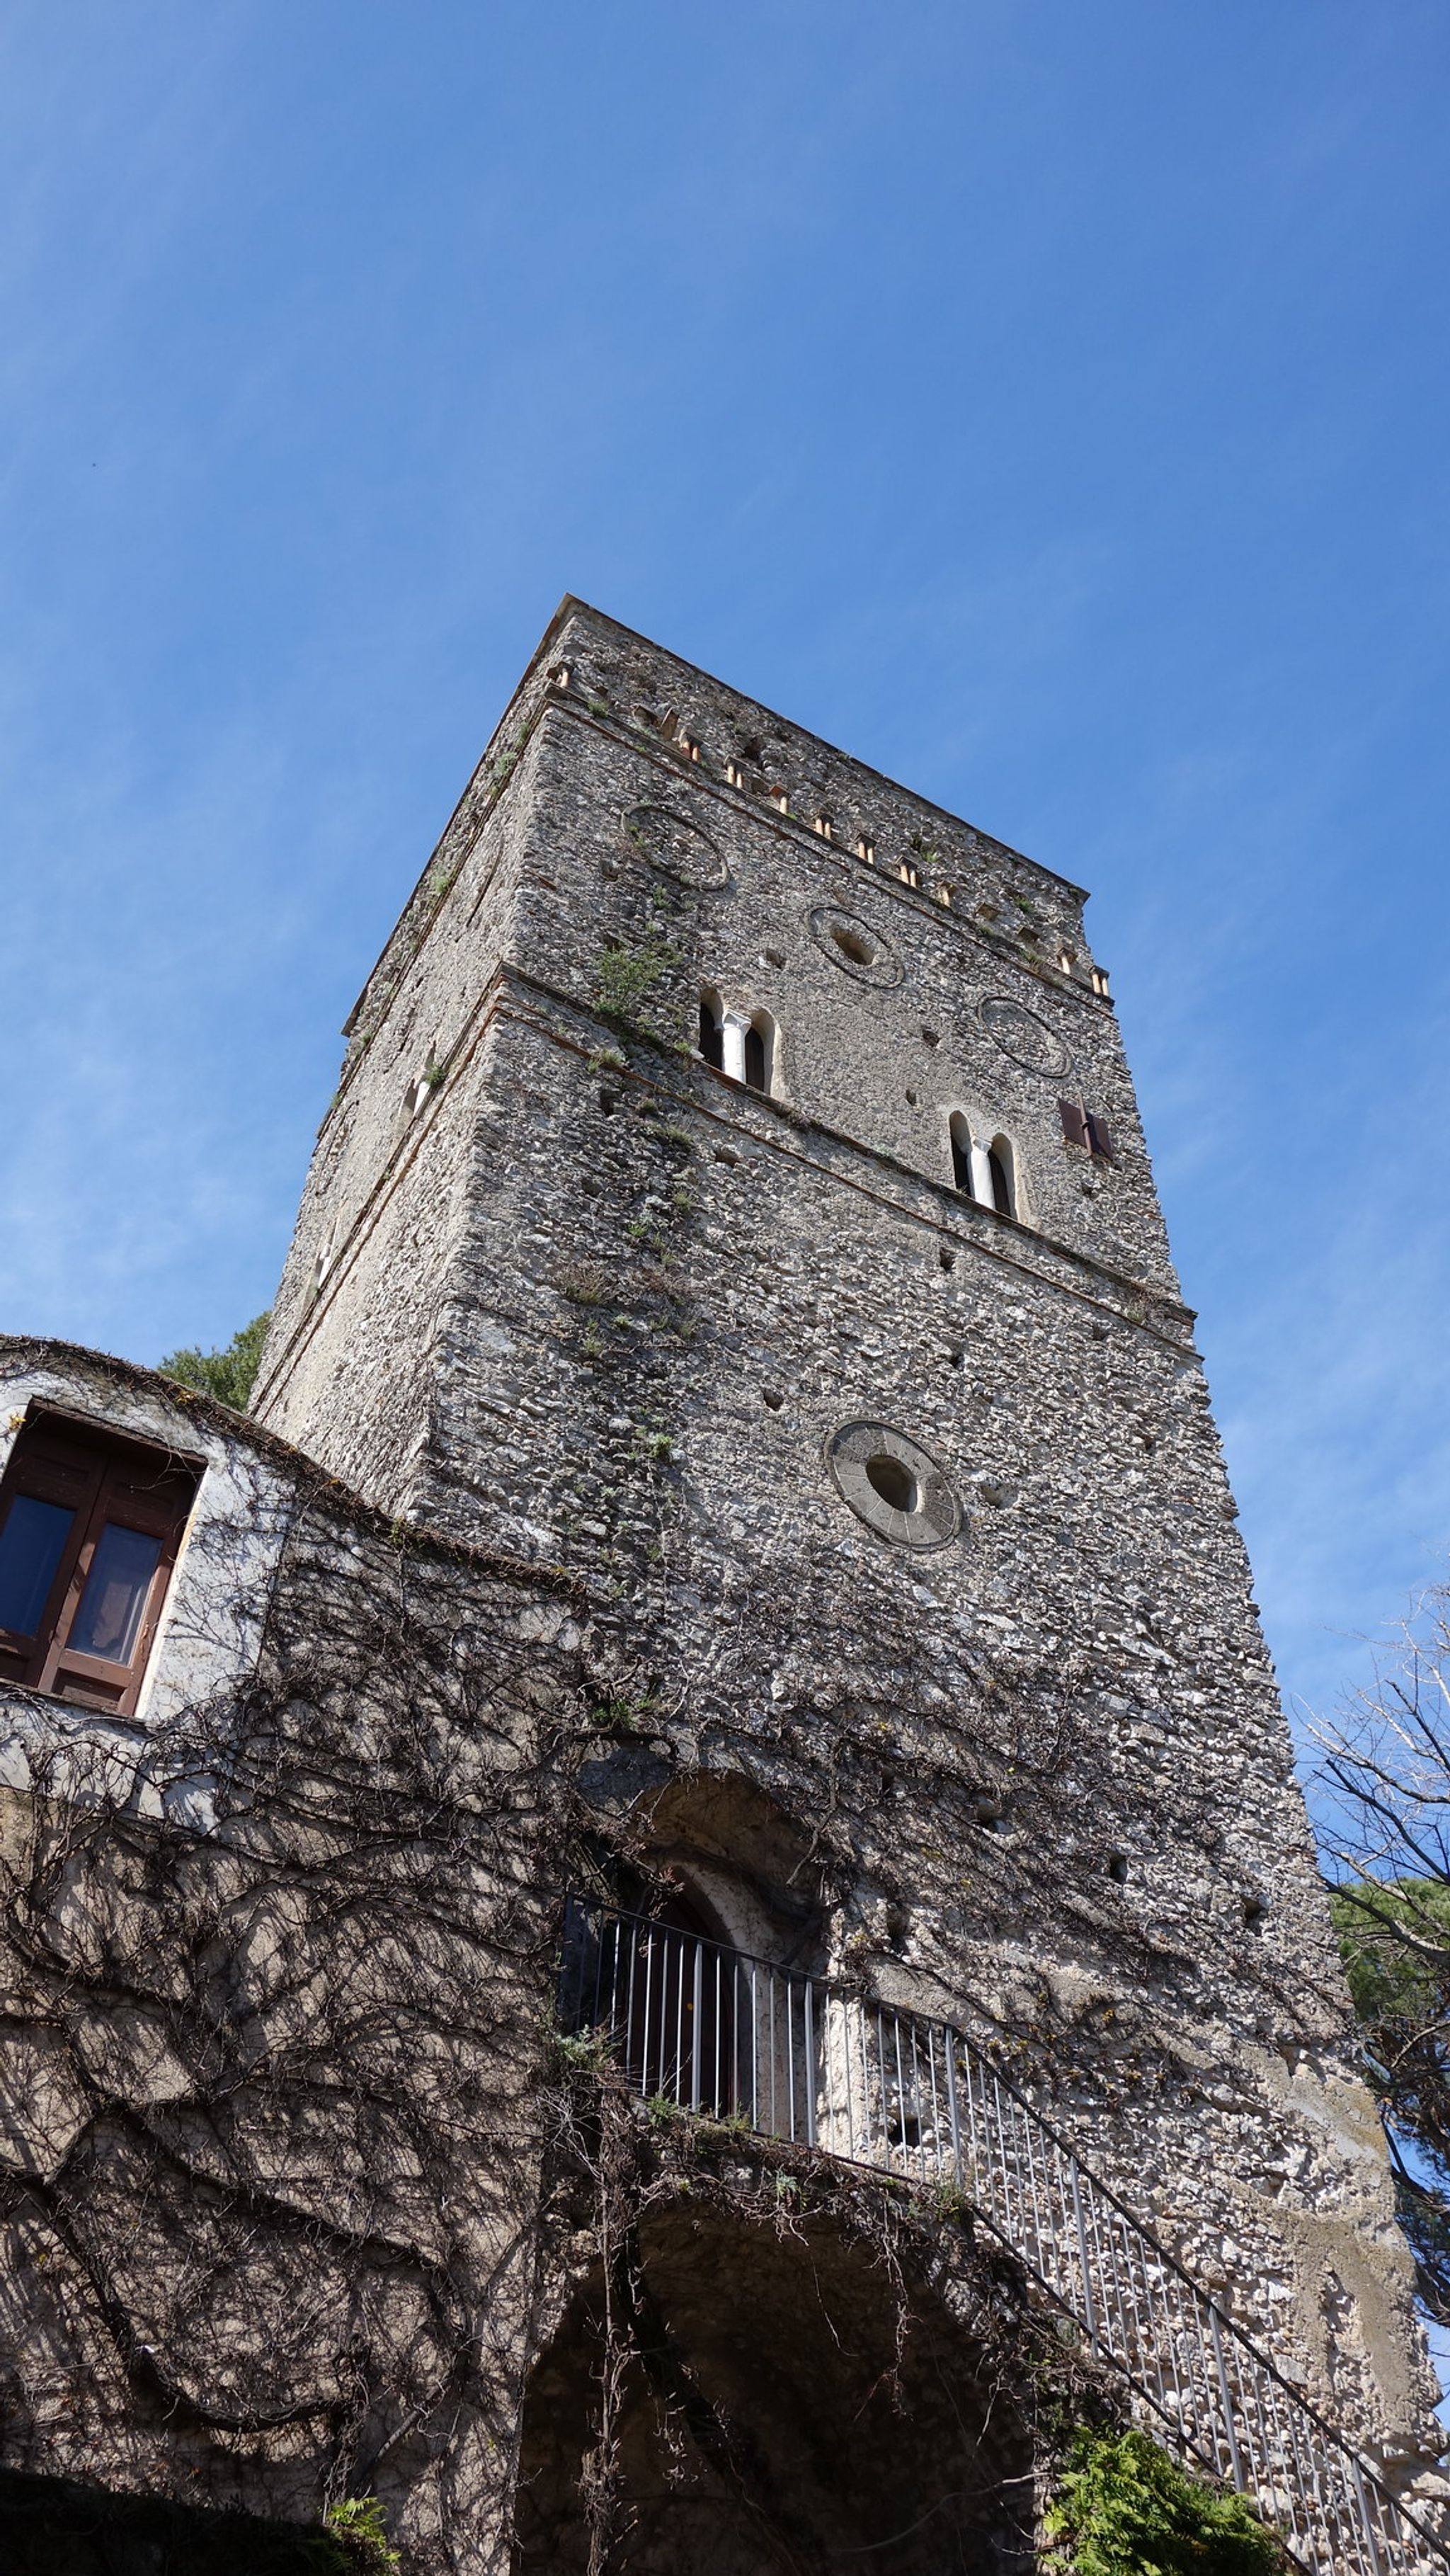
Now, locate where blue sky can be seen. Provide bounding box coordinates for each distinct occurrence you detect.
[3,0,1449,1741]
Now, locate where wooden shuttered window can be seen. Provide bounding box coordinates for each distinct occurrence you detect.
[0,1413,200,1716]
[1058,1099,1116,1162]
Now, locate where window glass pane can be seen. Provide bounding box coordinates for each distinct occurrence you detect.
[68,1523,163,1664]
[0,1494,76,1637]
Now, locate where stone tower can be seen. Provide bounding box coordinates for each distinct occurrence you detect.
[241,597,1439,2565]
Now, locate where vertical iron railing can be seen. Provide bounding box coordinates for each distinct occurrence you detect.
[559,1895,1449,2576]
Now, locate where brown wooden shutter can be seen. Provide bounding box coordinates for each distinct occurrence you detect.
[1085,1112,1116,1161]
[1058,1098,1088,1148]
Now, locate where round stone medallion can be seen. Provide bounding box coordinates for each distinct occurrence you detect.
[977,993,1072,1079]
[621,804,730,890]
[826,1422,961,1550]
[809,905,903,988]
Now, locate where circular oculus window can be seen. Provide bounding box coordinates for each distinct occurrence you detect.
[826,1422,961,1549]
[622,803,730,890]
[809,905,903,988]
[977,994,1072,1079]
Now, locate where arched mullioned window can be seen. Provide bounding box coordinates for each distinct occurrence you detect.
[699,991,725,1071]
[949,1113,975,1197]
[743,1011,775,1095]
[988,1136,1017,1219]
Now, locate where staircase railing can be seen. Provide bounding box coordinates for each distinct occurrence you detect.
[559,1893,1449,2576]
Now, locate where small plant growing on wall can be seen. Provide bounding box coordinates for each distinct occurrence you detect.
[594,933,682,1044]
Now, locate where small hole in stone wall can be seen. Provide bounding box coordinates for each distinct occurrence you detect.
[581,1175,601,1198]
[921,1028,940,1048]
[947,1347,964,1369]
[1107,1852,1128,1884]
[939,1248,955,1273]
[864,1454,918,1513]
[831,924,877,967]
[1242,1894,1267,1930]
[763,1389,784,1411]
[973,1799,1003,1832]
[598,1089,619,1115]
[905,1088,918,1107]
[763,947,786,968]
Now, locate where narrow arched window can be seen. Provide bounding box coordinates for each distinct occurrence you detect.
[988,1136,1016,1219]
[743,1012,775,1095]
[699,991,724,1071]
[949,1113,975,1198]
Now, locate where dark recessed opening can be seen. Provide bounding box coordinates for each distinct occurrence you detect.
[763,1390,784,1411]
[598,1089,619,1114]
[906,1088,918,1106]
[831,925,876,966]
[1242,1894,1267,1930]
[1107,1852,1128,1883]
[947,1347,964,1369]
[865,1454,918,1514]
[922,1027,940,1047]
[940,1248,955,1273]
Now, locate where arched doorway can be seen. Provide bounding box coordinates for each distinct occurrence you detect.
[513,2201,1035,2574]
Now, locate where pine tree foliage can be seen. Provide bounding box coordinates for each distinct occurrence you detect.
[158,1311,270,1410]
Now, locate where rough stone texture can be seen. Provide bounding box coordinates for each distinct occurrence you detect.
[0,1343,586,2572]
[253,601,1439,2473]
[0,604,1443,2568]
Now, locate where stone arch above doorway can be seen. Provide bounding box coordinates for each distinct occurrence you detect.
[513,2187,1037,2575]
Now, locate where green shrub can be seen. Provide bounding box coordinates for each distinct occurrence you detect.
[1046,2427,1285,2575]
[317,2497,400,2573]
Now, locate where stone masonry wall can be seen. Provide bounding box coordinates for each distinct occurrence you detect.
[0,1343,587,2576]
[251,605,1439,2475]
